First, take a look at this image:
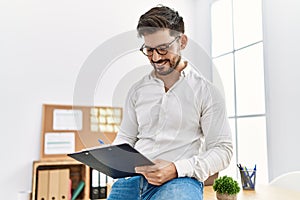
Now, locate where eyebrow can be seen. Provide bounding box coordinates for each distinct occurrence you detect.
[144,42,170,49]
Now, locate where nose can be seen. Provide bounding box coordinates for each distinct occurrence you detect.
[151,49,162,62]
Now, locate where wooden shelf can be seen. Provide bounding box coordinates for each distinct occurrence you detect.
[31,160,90,200]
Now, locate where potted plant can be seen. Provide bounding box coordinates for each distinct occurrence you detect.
[213,175,240,200]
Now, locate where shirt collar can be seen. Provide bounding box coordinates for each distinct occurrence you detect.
[181,61,191,77]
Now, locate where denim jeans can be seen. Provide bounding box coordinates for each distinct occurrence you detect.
[107,176,203,200]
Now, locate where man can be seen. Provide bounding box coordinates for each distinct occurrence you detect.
[108,5,233,200]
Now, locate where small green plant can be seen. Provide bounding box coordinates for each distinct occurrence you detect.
[213,175,240,195]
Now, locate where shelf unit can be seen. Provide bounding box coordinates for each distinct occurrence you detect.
[31,160,90,200]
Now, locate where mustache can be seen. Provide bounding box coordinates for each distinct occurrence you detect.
[151,59,170,64]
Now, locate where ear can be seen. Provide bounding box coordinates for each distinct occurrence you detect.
[180,34,188,50]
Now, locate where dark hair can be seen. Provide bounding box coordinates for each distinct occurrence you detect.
[137,5,185,37]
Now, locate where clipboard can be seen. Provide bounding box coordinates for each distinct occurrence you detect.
[67,143,154,178]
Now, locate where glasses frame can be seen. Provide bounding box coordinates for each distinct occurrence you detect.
[139,36,181,56]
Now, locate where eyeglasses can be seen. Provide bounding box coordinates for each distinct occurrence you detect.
[139,36,181,56]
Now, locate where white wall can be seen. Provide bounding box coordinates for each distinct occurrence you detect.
[2,0,300,198]
[263,0,300,181]
[0,0,212,198]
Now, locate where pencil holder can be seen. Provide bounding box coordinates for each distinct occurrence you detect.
[239,168,256,190]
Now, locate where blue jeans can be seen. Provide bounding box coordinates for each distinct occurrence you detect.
[107,176,203,200]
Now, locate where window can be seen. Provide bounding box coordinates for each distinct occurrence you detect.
[211,0,268,183]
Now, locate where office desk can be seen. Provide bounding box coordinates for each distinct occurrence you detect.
[204,185,300,200]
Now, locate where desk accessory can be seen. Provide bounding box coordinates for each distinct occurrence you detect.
[213,175,240,200]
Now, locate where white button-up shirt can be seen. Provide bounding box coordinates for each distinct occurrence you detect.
[113,64,233,181]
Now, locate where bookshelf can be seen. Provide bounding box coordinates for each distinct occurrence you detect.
[31,160,90,200]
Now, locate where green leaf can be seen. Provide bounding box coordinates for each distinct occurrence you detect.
[212,176,240,195]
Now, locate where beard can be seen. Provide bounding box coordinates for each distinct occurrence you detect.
[151,56,181,76]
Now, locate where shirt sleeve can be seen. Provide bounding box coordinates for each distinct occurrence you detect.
[112,87,139,146]
[174,83,233,182]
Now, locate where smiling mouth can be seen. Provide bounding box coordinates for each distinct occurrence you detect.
[152,59,169,64]
[152,60,169,68]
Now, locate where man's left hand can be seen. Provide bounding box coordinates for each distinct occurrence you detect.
[135,159,178,186]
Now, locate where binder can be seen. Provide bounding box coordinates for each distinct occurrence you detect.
[90,169,107,199]
[48,169,60,200]
[37,170,49,200]
[68,143,154,178]
[59,169,70,200]
[90,169,100,199]
[99,172,107,199]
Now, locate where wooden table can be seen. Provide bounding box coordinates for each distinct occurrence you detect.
[204,185,300,200]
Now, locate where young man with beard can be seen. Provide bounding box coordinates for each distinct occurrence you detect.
[107,5,233,200]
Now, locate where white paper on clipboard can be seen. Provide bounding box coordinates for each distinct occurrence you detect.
[53,109,83,130]
[44,132,75,154]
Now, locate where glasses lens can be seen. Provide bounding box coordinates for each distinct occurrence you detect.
[142,47,153,56]
[156,47,168,55]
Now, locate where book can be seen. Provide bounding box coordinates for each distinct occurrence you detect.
[67,143,154,179]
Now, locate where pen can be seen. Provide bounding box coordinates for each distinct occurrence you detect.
[250,164,256,178]
[244,166,254,188]
[237,164,243,170]
[237,164,247,188]
[98,139,105,145]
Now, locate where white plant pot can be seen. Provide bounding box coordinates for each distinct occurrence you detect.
[216,192,237,200]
